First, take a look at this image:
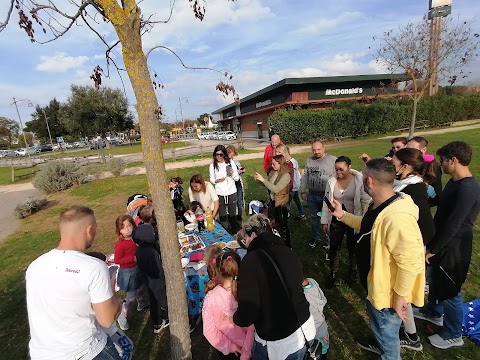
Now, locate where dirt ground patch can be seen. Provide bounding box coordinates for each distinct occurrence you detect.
[0,183,42,244]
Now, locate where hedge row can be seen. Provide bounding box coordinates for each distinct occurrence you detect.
[269,94,480,144]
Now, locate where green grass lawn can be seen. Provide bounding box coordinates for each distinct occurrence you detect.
[1,129,480,359]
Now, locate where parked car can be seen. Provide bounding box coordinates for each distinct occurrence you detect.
[0,149,17,157]
[35,144,53,152]
[161,137,170,143]
[106,137,122,146]
[90,140,106,150]
[72,141,87,148]
[14,147,37,156]
[222,131,237,140]
[52,143,66,150]
[208,132,219,140]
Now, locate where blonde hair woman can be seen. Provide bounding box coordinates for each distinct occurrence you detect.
[276,144,306,221]
[254,155,292,247]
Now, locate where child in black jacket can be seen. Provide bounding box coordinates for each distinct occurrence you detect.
[133,224,169,334]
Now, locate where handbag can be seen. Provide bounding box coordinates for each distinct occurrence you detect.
[258,249,323,360]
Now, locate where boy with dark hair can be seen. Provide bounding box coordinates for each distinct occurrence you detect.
[360,137,407,163]
[414,141,480,349]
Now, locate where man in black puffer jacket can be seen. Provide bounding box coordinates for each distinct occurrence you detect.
[233,214,315,359]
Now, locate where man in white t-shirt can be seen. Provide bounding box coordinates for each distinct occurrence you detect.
[26,206,121,360]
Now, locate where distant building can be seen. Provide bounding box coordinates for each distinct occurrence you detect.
[212,74,409,139]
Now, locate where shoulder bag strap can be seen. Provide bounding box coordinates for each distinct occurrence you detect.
[257,249,311,349]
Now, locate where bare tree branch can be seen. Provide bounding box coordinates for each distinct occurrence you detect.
[141,0,176,26]
[0,0,15,33]
[80,11,127,95]
[145,45,223,75]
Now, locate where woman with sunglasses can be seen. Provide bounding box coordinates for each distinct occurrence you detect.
[209,145,241,234]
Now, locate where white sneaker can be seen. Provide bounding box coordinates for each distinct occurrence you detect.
[117,315,130,331]
[412,307,443,326]
[428,334,464,349]
[153,319,170,334]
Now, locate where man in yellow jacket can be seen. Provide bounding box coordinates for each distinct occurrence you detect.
[330,158,425,360]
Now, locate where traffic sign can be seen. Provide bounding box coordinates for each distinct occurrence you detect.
[56,136,64,143]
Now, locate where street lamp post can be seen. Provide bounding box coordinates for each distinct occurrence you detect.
[41,109,55,150]
[178,97,188,144]
[11,97,33,165]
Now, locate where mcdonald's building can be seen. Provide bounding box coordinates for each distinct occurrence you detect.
[212,74,409,139]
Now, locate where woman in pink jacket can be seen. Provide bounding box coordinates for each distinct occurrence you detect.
[203,251,254,359]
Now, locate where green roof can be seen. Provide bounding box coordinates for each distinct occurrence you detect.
[212,73,408,114]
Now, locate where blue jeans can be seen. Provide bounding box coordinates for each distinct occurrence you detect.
[252,339,311,360]
[307,193,324,242]
[292,191,305,216]
[367,300,402,360]
[422,292,463,339]
[94,338,122,360]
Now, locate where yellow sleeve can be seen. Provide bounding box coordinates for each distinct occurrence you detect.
[383,213,424,297]
[338,211,362,231]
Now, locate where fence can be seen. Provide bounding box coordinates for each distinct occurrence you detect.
[168,139,245,161]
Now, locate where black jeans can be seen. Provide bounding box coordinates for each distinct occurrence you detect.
[219,194,240,234]
[269,201,291,247]
[148,286,168,325]
[328,217,356,273]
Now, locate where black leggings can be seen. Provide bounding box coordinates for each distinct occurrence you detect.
[328,217,356,273]
[269,201,291,247]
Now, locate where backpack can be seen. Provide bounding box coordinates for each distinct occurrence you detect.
[127,194,148,225]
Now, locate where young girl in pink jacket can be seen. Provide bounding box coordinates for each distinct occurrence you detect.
[203,251,254,360]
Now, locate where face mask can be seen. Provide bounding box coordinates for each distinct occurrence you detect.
[395,166,405,180]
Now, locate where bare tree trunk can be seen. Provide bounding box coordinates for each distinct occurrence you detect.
[115,14,192,360]
[409,96,419,139]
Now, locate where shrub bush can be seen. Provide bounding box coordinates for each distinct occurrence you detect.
[32,160,84,193]
[269,94,480,144]
[14,196,48,219]
[110,158,126,177]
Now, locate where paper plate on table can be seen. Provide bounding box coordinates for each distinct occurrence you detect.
[226,241,240,249]
[215,241,227,249]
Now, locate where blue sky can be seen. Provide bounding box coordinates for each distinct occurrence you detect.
[1,0,479,129]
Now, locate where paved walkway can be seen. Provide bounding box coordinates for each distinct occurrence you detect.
[1,122,479,244]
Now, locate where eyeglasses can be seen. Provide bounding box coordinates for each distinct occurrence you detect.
[439,156,449,163]
[215,153,224,157]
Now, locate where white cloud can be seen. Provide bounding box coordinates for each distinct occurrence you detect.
[293,11,364,34]
[140,0,274,50]
[36,52,89,73]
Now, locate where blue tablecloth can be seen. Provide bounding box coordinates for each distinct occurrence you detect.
[183,222,236,317]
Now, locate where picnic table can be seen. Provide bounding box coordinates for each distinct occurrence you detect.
[182,222,240,317]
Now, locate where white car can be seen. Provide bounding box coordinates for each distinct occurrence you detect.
[14,147,37,156]
[208,132,219,140]
[222,131,237,140]
[0,149,16,157]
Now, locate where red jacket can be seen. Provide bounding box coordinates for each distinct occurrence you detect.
[263,142,283,173]
[114,238,138,268]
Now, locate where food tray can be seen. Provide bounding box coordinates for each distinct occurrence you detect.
[178,233,205,255]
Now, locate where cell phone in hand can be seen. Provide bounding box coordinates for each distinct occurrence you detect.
[226,164,232,176]
[323,196,335,212]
